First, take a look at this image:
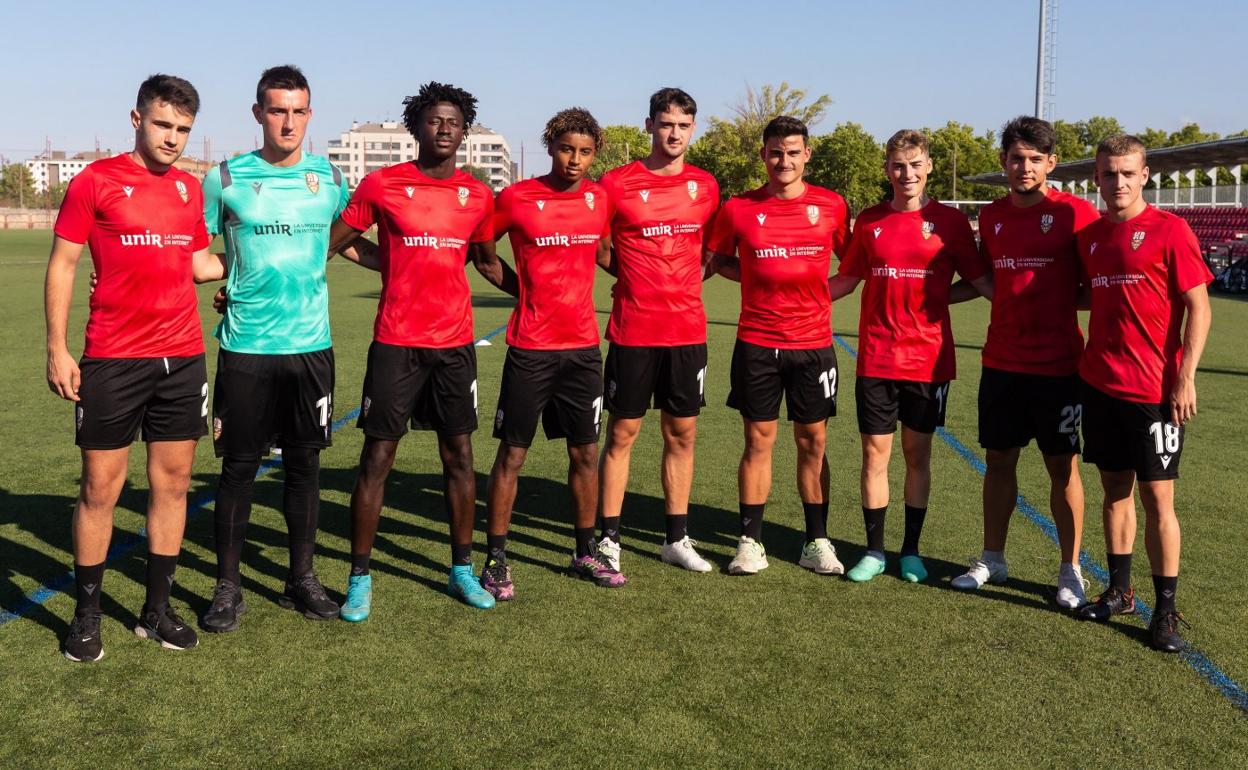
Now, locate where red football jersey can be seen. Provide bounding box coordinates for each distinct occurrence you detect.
[978,188,1101,375]
[340,164,493,348]
[598,161,719,346]
[54,154,209,358]
[1078,206,1212,403]
[707,183,850,349]
[494,177,612,350]
[839,200,984,381]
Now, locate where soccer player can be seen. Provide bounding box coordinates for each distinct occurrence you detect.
[46,75,221,660]
[199,65,365,632]
[951,116,1100,608]
[595,88,720,575]
[833,129,992,584]
[327,82,517,617]
[707,116,851,576]
[1075,134,1211,653]
[479,108,619,599]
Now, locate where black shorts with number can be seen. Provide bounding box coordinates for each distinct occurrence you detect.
[358,341,478,439]
[1080,379,1184,481]
[603,343,707,418]
[493,346,603,448]
[978,366,1082,456]
[727,340,837,423]
[213,348,335,459]
[75,355,208,449]
[856,376,950,435]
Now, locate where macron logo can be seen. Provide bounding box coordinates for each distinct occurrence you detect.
[756,213,767,226]
[872,226,882,238]
[122,185,134,198]
[405,186,416,199]
[536,200,545,211]
[642,223,673,238]
[994,223,1003,235]
[640,190,650,203]
[1160,454,1173,469]
[120,230,163,247]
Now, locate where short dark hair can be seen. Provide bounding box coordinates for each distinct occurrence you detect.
[648,87,697,120]
[1000,115,1056,155]
[1097,133,1147,162]
[541,108,604,150]
[136,74,200,117]
[256,64,310,107]
[763,115,808,144]
[402,81,478,136]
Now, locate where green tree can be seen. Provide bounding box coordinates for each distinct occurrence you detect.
[1052,119,1085,162]
[1079,116,1126,153]
[1168,122,1219,146]
[0,163,34,207]
[806,122,885,215]
[687,82,831,196]
[460,164,493,187]
[1138,127,1171,150]
[589,124,649,179]
[924,121,999,202]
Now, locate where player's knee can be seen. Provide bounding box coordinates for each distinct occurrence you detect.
[607,419,641,448]
[358,440,397,479]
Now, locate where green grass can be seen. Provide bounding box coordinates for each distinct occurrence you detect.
[1,228,1246,768]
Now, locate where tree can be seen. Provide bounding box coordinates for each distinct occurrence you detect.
[0,163,34,207]
[589,124,649,179]
[806,122,885,215]
[924,121,999,202]
[460,164,493,187]
[687,82,831,196]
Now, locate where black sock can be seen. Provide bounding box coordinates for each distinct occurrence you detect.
[350,553,370,577]
[451,543,473,566]
[901,504,927,556]
[74,562,105,616]
[600,516,621,544]
[145,553,178,611]
[574,527,596,558]
[487,533,508,565]
[215,456,260,584]
[863,506,887,553]
[665,514,689,545]
[1108,552,1133,592]
[1153,574,1178,614]
[739,503,765,541]
[802,501,828,541]
[282,447,321,578]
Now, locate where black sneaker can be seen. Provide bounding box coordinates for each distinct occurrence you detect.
[1149,609,1189,653]
[134,604,199,650]
[62,612,104,662]
[202,579,247,633]
[278,572,339,619]
[1078,585,1136,622]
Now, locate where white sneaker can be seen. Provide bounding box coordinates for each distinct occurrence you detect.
[1055,564,1089,609]
[595,537,621,572]
[660,536,713,572]
[728,537,768,575]
[950,556,1008,590]
[798,538,844,575]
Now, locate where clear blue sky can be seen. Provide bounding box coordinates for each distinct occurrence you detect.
[0,0,1242,168]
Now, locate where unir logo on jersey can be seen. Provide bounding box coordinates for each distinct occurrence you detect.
[1039,213,1054,234]
[457,186,470,207]
[175,180,188,204]
[687,181,698,200]
[584,192,595,211]
[921,220,935,240]
[1131,231,1146,251]
[806,205,820,225]
[305,172,320,195]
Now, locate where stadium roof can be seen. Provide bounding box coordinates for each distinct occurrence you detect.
[964,135,1248,186]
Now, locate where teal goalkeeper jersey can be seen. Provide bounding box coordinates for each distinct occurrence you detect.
[202,152,350,354]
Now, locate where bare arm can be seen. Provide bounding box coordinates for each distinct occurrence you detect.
[328,217,365,258]
[1171,283,1212,425]
[828,274,861,302]
[949,274,993,304]
[596,235,617,277]
[192,248,227,284]
[338,236,381,271]
[711,251,741,282]
[469,240,520,298]
[45,236,86,401]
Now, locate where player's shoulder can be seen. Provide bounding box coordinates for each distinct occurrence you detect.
[927,199,970,224]
[681,163,718,187]
[453,168,492,194]
[854,201,893,224]
[979,195,1011,220]
[1047,188,1099,215]
[599,160,639,186]
[805,184,848,210]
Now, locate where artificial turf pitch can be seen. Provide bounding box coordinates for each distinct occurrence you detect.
[1,229,1245,768]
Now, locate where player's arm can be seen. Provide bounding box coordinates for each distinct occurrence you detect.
[596,234,617,277]
[469,239,520,298]
[828,273,860,301]
[328,217,367,261]
[44,236,86,401]
[337,236,381,271]
[949,274,994,303]
[192,248,227,283]
[1171,283,1211,424]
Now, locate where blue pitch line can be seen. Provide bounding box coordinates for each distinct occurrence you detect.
[836,332,1248,713]
[0,324,509,629]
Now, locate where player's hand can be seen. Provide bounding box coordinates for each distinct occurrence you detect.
[212,287,228,315]
[89,271,98,295]
[47,349,81,402]
[1170,374,1197,425]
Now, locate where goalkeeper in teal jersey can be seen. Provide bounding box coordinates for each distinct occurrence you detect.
[200,65,375,632]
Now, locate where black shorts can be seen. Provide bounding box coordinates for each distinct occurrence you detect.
[357,341,478,439]
[978,367,1081,456]
[1080,380,1184,481]
[75,355,209,449]
[603,343,707,418]
[856,376,950,435]
[726,340,837,424]
[493,346,603,448]
[213,348,335,459]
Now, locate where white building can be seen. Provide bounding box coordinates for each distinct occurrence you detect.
[327,122,512,191]
[24,152,102,193]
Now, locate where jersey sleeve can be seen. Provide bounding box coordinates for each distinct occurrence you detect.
[705,199,738,256]
[1167,219,1214,295]
[201,164,225,237]
[1072,198,1101,234]
[492,185,514,240]
[332,163,351,218]
[949,211,988,281]
[471,188,495,243]
[831,195,851,257]
[190,180,210,250]
[53,170,97,244]
[838,222,869,278]
[339,172,377,232]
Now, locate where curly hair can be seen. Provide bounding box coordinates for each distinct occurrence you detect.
[541,108,604,150]
[401,81,477,135]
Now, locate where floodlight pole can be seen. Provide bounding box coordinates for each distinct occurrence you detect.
[1035,0,1047,119]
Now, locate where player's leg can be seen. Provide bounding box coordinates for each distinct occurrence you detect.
[597,344,659,565]
[567,441,626,586]
[134,438,199,650]
[1138,478,1185,651]
[848,377,897,583]
[483,442,527,600]
[958,368,1021,591]
[1043,451,1086,607]
[63,446,129,661]
[655,344,712,571]
[897,426,934,582]
[1079,468,1137,621]
[787,345,842,575]
[725,341,781,575]
[438,430,493,609]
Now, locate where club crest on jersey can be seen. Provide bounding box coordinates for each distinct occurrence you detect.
[404,186,416,199]
[584,192,595,211]
[921,220,936,240]
[175,180,188,204]
[873,226,882,239]
[994,222,1003,235]
[457,186,470,207]
[305,172,320,195]
[122,185,135,198]
[495,409,505,430]
[76,406,84,430]
[1039,213,1054,234]
[756,213,767,226]
[806,205,819,225]
[536,200,545,211]
[687,181,698,200]
[608,380,617,399]
[1131,231,1146,251]
[362,397,372,417]
[639,190,651,203]
[213,417,223,441]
